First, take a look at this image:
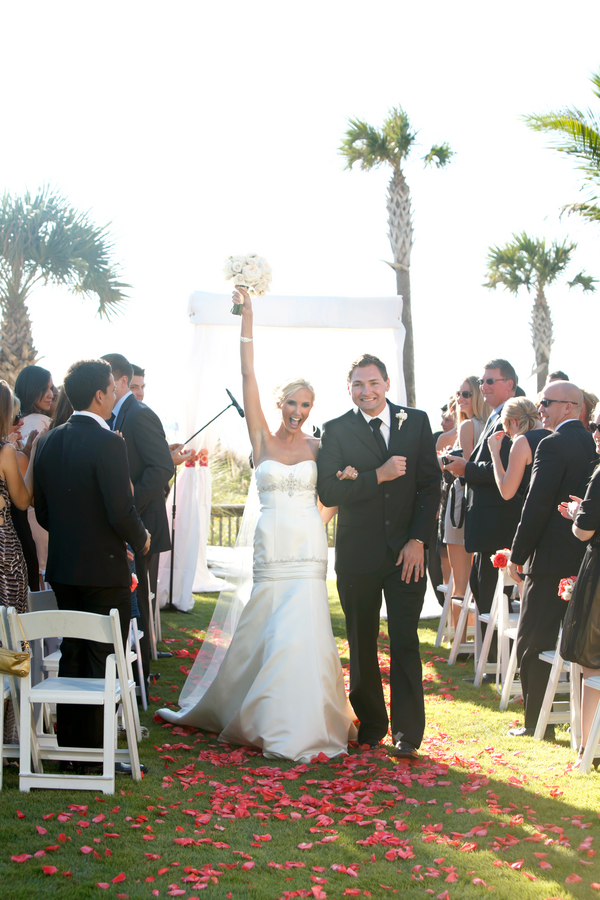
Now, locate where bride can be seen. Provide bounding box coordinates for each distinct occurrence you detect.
[158,287,357,761]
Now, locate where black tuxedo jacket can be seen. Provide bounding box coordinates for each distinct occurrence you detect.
[33,416,147,587]
[463,412,523,553]
[114,394,174,554]
[510,420,596,575]
[317,401,441,575]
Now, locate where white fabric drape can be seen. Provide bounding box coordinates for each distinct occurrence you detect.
[183,291,406,455]
[157,464,225,612]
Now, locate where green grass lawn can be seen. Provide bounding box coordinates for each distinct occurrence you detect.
[1,586,599,899]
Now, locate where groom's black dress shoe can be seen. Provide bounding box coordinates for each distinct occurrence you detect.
[115,762,148,775]
[390,741,419,760]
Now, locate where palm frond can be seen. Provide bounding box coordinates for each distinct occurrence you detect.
[339,118,391,170]
[483,232,580,294]
[382,106,418,162]
[567,271,597,292]
[423,142,454,168]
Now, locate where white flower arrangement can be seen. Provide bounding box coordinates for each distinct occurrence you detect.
[396,409,408,430]
[224,253,272,314]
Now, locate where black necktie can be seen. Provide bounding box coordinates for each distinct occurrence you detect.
[369,417,388,457]
[108,412,116,430]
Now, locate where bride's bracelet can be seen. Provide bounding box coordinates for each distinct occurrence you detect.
[240,337,253,343]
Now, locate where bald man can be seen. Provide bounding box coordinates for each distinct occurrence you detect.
[508,381,596,737]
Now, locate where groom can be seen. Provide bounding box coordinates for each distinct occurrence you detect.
[317,354,440,758]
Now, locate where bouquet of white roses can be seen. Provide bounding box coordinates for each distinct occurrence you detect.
[224,253,272,315]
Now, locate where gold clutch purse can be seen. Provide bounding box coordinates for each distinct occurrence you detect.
[0,614,31,678]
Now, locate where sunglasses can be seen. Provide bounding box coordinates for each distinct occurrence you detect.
[456,390,473,399]
[12,415,23,427]
[538,398,573,408]
[477,378,508,386]
[589,422,600,434]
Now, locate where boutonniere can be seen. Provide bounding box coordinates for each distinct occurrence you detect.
[396,409,408,430]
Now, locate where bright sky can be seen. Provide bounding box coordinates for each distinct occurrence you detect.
[3,0,600,442]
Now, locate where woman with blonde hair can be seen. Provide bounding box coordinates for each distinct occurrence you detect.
[443,377,490,609]
[159,287,357,761]
[488,397,550,500]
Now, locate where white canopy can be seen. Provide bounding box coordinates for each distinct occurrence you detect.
[184,291,406,454]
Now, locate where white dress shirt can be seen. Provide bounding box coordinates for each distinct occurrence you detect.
[72,411,110,430]
[360,402,391,448]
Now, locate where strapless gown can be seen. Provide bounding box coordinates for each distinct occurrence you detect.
[158,460,356,762]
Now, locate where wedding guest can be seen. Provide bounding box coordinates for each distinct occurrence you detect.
[9,398,40,591]
[130,365,145,402]
[580,389,599,431]
[444,359,522,671]
[444,377,489,625]
[49,386,73,429]
[488,397,550,500]
[14,365,55,440]
[14,365,55,581]
[101,353,174,685]
[547,370,570,384]
[508,381,596,737]
[0,380,39,742]
[559,401,600,765]
[34,359,150,767]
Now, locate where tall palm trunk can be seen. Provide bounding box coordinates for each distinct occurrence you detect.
[386,169,415,406]
[0,287,37,388]
[531,285,553,392]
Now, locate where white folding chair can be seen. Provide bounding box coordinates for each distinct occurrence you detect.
[448,583,479,665]
[474,568,520,689]
[435,574,454,647]
[0,607,23,776]
[579,674,600,774]
[534,627,581,749]
[9,607,141,794]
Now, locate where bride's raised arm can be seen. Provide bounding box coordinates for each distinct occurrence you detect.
[236,287,270,460]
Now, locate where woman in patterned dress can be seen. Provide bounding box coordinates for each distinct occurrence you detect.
[0,379,40,744]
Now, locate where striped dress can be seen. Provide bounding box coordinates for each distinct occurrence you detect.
[0,464,28,744]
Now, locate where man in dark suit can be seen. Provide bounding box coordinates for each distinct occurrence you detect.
[508,380,596,737]
[102,354,174,683]
[444,359,523,665]
[34,359,150,753]
[317,354,440,759]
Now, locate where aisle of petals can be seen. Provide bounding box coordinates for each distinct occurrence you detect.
[3,619,600,899]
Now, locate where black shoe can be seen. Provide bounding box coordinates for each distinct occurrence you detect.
[115,762,148,775]
[157,651,172,658]
[148,673,161,684]
[390,741,419,760]
[508,726,555,740]
[463,674,495,684]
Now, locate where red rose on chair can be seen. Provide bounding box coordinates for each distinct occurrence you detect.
[490,549,511,568]
[558,576,577,601]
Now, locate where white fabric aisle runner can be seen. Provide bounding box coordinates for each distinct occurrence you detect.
[157,464,226,612]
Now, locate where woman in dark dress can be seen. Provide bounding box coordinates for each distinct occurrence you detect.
[488,397,551,500]
[559,402,600,765]
[0,380,39,743]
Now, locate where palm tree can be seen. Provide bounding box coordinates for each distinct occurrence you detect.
[484,232,596,391]
[0,186,129,387]
[524,68,600,224]
[339,106,453,406]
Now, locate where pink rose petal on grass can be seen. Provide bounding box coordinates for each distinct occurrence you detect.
[96,884,110,890]
[241,861,255,870]
[112,873,126,883]
[36,826,47,835]
[42,866,58,875]
[80,846,94,854]
[11,854,32,863]
[298,842,313,850]
[566,874,583,884]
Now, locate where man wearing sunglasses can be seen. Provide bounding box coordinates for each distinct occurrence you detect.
[506,381,596,737]
[444,359,522,669]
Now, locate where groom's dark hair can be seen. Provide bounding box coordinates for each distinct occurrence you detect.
[347,354,388,383]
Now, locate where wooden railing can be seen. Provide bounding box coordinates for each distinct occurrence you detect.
[209,505,338,548]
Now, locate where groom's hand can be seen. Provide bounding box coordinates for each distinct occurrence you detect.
[376,456,407,483]
[396,539,425,583]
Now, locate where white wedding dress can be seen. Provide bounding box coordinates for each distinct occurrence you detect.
[158,459,356,761]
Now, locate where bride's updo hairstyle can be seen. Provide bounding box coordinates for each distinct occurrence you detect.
[501,397,540,437]
[274,378,315,409]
